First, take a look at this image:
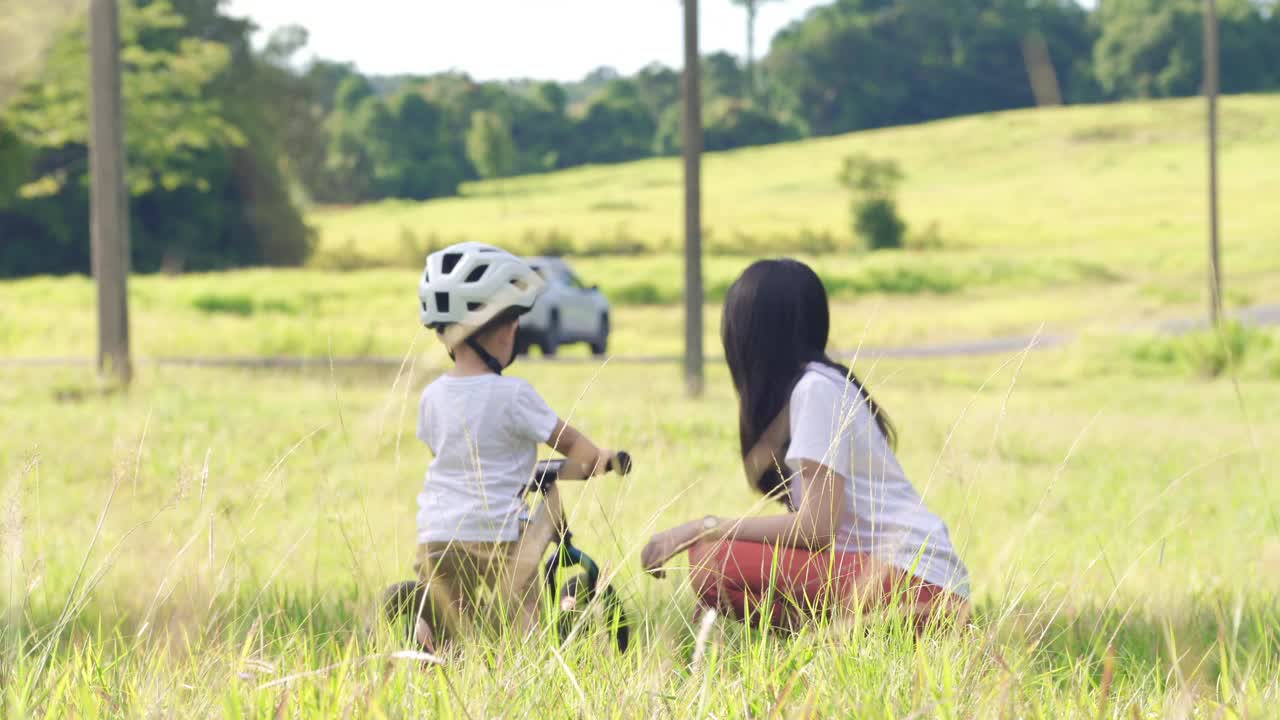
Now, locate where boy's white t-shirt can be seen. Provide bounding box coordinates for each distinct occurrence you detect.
[416,374,559,543]
[784,362,971,597]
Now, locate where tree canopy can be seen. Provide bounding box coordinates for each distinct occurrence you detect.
[2,0,1278,276]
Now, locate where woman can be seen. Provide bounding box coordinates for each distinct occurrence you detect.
[640,259,970,630]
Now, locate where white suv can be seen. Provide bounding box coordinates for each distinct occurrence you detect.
[518,257,611,357]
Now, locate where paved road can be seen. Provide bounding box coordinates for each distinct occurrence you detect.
[3,303,1277,370]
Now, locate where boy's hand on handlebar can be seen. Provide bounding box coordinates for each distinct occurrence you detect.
[545,421,631,480]
[598,450,632,476]
[592,449,615,477]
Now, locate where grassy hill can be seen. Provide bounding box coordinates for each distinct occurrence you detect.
[312,94,1280,275]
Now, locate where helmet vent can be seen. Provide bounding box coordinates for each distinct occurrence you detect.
[511,277,528,291]
[464,265,488,283]
[441,253,462,274]
[467,302,484,312]
[434,292,450,314]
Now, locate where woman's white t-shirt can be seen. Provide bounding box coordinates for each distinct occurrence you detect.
[416,374,559,543]
[784,362,971,597]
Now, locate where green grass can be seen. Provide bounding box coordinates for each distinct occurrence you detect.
[0,254,1137,359]
[3,351,1279,716]
[1,259,1274,361]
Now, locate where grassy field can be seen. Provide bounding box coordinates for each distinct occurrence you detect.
[3,348,1279,716]
[1,248,1277,362]
[4,95,1280,716]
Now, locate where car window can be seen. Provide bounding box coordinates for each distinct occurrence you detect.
[562,269,585,289]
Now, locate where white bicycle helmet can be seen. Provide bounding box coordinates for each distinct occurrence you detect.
[419,242,543,329]
[418,242,544,373]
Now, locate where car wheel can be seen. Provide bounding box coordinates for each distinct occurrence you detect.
[590,313,609,357]
[541,311,561,357]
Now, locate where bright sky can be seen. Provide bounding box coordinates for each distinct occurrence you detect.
[223,0,835,81]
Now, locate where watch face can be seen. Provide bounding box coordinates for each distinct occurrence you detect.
[703,516,718,530]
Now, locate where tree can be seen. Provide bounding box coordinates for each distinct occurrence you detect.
[4,0,243,197]
[501,85,573,173]
[1094,0,1203,97]
[325,103,378,202]
[569,85,657,165]
[703,99,795,151]
[1094,0,1277,98]
[632,63,681,122]
[765,0,1099,136]
[465,110,516,206]
[702,51,747,101]
[357,92,464,201]
[655,98,794,154]
[0,0,81,108]
[0,128,30,202]
[533,81,568,115]
[730,0,782,97]
[1,0,315,276]
[334,74,375,112]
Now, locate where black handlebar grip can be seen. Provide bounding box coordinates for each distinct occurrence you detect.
[607,451,632,476]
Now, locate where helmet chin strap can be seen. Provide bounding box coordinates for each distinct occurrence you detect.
[466,336,510,375]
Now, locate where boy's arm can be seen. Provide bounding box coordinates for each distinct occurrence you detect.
[545,419,613,480]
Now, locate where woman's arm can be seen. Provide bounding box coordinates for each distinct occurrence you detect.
[640,458,844,576]
[546,419,612,479]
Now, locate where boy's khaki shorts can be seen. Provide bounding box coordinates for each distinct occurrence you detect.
[411,488,564,647]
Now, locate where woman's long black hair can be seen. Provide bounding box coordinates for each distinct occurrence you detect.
[721,259,896,504]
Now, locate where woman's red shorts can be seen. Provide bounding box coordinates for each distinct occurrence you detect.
[687,539,968,632]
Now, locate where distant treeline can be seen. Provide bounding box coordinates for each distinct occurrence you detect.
[2,0,1278,276]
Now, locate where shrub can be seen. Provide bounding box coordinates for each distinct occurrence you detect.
[259,299,299,316]
[905,221,946,251]
[521,228,575,257]
[611,282,669,305]
[838,153,908,251]
[309,237,391,270]
[588,200,646,212]
[854,198,907,251]
[1176,323,1261,378]
[396,226,445,267]
[795,228,840,254]
[706,228,843,256]
[192,293,255,317]
[583,225,648,256]
[1128,322,1275,378]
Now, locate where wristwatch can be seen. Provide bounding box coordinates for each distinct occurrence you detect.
[701,515,719,534]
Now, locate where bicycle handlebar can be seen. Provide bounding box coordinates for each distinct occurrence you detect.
[530,451,631,492]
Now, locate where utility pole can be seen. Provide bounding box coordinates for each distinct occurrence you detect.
[682,0,704,397]
[1204,0,1222,328]
[89,0,132,384]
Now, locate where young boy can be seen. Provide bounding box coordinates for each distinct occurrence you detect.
[411,242,615,650]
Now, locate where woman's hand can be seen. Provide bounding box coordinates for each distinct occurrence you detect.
[641,520,702,579]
